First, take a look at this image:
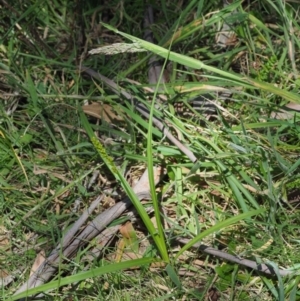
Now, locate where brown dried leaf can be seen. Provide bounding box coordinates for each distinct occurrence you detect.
[133,166,166,196]
[120,222,139,253]
[0,269,14,288]
[271,102,300,119]
[119,252,142,270]
[30,250,45,277]
[0,225,10,251]
[286,102,300,111]
[82,102,124,122]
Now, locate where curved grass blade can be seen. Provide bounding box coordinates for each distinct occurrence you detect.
[12,257,157,300]
[79,108,169,261]
[102,23,300,104]
[175,208,264,258]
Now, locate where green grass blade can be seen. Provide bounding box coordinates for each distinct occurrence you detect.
[102,23,300,104]
[79,108,168,260]
[147,116,169,261]
[11,257,157,300]
[175,208,264,258]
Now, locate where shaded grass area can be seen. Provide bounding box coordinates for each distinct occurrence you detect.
[1,0,300,300]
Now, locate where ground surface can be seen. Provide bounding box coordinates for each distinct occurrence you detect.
[1,1,300,300]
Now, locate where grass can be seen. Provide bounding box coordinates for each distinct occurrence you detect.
[1,0,300,300]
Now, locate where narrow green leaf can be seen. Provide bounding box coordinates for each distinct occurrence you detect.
[79,108,167,260]
[166,264,182,289]
[12,258,157,300]
[175,209,264,258]
[102,23,300,104]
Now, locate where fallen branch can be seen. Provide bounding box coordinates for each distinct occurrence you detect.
[14,167,166,296]
[176,238,295,277]
[79,66,197,163]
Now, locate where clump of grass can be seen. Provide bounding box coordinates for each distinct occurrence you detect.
[1,0,300,300]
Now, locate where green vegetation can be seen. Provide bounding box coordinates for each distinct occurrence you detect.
[1,0,300,300]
